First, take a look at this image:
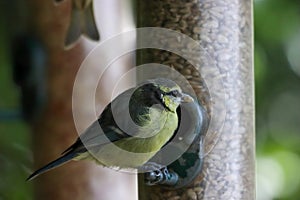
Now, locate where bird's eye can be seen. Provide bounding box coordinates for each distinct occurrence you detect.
[168,90,180,97]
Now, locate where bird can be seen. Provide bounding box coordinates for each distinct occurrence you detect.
[27,78,194,181]
[54,0,100,48]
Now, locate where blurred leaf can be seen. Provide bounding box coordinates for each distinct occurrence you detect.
[254,44,268,86]
[255,0,300,44]
[0,3,33,199]
[273,151,300,199]
[268,90,300,151]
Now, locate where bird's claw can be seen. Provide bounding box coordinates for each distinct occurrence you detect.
[144,167,178,186]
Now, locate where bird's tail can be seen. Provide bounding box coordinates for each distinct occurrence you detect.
[65,1,100,48]
[26,151,77,181]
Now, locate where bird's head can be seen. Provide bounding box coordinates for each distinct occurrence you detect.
[132,78,194,112]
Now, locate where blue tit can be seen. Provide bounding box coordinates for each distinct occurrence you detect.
[27,78,193,180]
[55,0,100,48]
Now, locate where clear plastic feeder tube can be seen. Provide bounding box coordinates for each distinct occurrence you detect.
[137,0,255,199]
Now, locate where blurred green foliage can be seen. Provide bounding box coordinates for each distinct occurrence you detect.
[1,0,300,199]
[255,0,300,199]
[0,3,33,200]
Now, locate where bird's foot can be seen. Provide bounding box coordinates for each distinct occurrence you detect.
[142,163,178,186]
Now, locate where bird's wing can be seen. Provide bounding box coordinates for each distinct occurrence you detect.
[64,3,82,48]
[62,88,137,155]
[82,0,100,41]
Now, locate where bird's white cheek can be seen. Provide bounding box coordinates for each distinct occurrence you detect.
[175,97,182,103]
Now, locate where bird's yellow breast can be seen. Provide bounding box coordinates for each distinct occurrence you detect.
[92,110,178,168]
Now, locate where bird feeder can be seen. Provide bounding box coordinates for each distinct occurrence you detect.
[136,0,255,199]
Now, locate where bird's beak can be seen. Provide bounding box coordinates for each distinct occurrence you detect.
[180,93,194,103]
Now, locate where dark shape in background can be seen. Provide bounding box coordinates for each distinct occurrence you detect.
[12,35,47,122]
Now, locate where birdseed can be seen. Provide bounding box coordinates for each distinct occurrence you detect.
[137,0,254,199]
